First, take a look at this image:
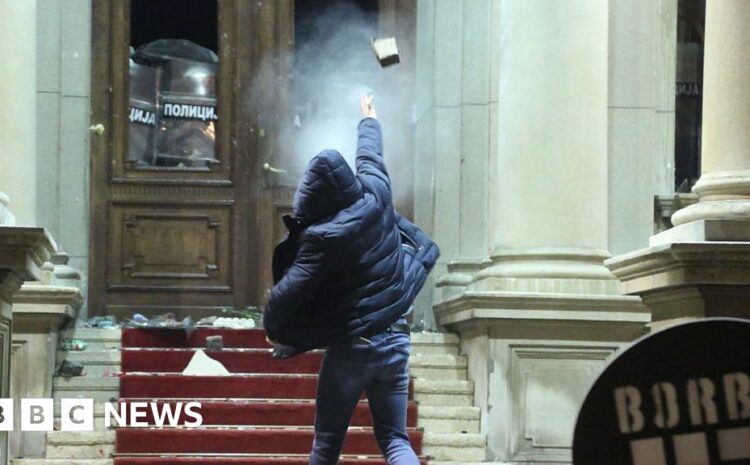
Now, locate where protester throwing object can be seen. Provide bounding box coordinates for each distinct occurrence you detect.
[262,94,439,465]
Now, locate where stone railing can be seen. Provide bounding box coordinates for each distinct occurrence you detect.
[0,194,83,458]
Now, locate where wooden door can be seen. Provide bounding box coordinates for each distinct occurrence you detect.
[89,0,413,319]
[89,0,292,319]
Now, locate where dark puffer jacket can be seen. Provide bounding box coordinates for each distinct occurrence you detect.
[263,118,440,352]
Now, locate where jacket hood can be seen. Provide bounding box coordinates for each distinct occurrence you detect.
[293,149,364,226]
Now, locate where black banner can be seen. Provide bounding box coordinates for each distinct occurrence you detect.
[574,319,750,465]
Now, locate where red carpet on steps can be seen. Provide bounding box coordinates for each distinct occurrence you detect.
[121,328,270,348]
[114,458,428,465]
[121,348,324,374]
[117,428,423,454]
[116,328,425,464]
[121,373,414,399]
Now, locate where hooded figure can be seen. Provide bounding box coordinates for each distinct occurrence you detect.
[263,117,439,354]
[265,102,439,465]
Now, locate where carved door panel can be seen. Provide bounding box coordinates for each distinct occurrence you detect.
[90,0,413,319]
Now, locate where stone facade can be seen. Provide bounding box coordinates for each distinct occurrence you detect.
[0,227,58,464]
[2,0,746,464]
[414,0,680,462]
[0,0,87,461]
[34,0,92,314]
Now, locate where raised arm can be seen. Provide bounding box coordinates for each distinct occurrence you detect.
[356,95,391,202]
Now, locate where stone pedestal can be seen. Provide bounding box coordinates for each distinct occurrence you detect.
[435,291,648,462]
[606,220,750,332]
[0,227,56,465]
[10,281,80,458]
[9,249,81,458]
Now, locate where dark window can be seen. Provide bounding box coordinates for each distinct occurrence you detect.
[675,0,705,191]
[130,0,217,53]
[127,0,219,170]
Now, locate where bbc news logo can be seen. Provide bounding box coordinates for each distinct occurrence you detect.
[0,399,203,431]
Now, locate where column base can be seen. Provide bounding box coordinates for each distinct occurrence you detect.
[606,219,750,330]
[435,290,649,340]
[439,248,621,297]
[672,170,750,226]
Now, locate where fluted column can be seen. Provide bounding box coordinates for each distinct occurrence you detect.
[471,0,616,295]
[672,0,750,226]
[0,0,37,226]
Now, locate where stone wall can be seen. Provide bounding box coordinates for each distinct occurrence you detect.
[35,0,92,315]
[608,0,678,255]
[414,0,496,330]
[0,0,37,228]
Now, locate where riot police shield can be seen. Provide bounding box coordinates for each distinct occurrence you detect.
[128,60,158,166]
[128,39,219,169]
[156,58,218,168]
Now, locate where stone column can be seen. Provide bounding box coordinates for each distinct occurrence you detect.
[0,0,37,226]
[0,192,15,227]
[606,0,750,330]
[671,0,750,226]
[430,1,649,462]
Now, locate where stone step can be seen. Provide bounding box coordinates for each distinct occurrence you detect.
[411,332,460,356]
[413,379,474,407]
[45,431,115,459]
[417,406,481,433]
[56,350,121,365]
[410,354,468,380]
[52,377,119,403]
[56,350,121,376]
[423,433,486,462]
[61,328,122,351]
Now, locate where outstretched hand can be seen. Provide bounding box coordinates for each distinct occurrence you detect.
[360,94,377,119]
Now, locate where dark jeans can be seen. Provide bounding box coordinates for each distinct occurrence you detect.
[310,329,419,465]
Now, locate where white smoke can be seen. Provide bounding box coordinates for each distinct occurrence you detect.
[252,0,414,207]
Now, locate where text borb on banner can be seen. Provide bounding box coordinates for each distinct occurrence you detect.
[573,318,750,465]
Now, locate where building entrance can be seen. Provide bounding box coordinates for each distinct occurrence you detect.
[89,0,415,319]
